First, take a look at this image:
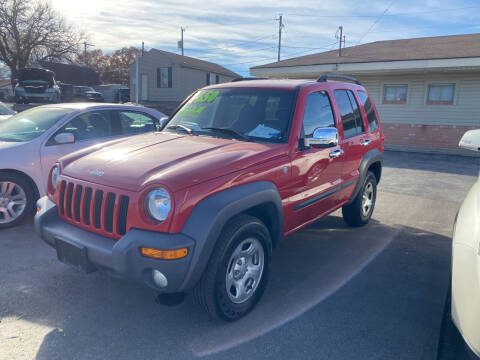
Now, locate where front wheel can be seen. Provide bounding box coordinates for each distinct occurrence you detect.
[193,215,272,321]
[342,171,377,227]
[0,174,35,229]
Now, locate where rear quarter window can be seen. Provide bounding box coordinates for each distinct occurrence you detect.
[357,91,379,131]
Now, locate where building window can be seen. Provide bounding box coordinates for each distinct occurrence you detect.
[427,84,455,105]
[215,75,220,84]
[383,85,407,104]
[156,67,172,88]
[206,73,216,85]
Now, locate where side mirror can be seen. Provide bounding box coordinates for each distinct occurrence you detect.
[459,129,480,151]
[54,132,75,145]
[303,127,339,148]
[159,116,169,130]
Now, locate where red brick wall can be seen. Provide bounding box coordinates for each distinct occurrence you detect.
[382,123,479,149]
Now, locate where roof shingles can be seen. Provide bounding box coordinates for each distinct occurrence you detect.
[252,33,480,69]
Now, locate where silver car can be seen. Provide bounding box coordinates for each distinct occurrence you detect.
[0,103,166,228]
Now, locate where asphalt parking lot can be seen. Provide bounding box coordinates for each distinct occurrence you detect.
[0,151,479,360]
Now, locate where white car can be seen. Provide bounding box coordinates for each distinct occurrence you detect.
[451,128,480,358]
[0,102,16,121]
[0,103,166,228]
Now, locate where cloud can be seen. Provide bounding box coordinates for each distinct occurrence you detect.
[50,0,479,75]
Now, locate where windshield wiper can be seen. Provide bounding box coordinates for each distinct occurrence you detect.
[201,127,249,141]
[166,124,196,135]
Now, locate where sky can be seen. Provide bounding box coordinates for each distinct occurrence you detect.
[49,0,480,76]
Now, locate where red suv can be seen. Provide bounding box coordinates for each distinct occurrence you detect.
[35,75,384,321]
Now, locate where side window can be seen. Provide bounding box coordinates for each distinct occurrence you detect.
[347,90,365,134]
[49,111,113,145]
[334,90,357,139]
[119,111,157,135]
[357,91,379,131]
[302,91,335,138]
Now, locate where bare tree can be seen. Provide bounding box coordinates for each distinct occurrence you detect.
[0,0,84,85]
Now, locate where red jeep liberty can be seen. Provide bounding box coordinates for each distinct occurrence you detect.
[35,75,384,321]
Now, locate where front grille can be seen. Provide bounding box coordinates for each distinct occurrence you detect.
[23,85,47,94]
[58,180,130,238]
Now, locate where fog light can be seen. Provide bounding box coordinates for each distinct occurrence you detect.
[152,270,168,288]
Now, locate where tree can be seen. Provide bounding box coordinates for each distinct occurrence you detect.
[0,0,84,85]
[80,46,142,85]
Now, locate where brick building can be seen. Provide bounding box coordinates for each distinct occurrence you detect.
[250,33,480,154]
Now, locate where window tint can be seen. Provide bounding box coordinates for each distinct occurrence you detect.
[50,111,113,144]
[334,90,357,139]
[347,91,364,134]
[383,85,407,104]
[302,91,335,138]
[357,91,379,131]
[427,84,455,104]
[119,111,157,135]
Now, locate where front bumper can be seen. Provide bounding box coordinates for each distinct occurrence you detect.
[34,196,195,293]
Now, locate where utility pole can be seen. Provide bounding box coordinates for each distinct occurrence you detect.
[142,41,145,56]
[179,27,185,56]
[83,41,94,66]
[276,14,283,62]
[337,26,343,56]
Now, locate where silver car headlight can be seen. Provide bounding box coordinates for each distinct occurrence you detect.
[51,166,59,191]
[145,188,171,222]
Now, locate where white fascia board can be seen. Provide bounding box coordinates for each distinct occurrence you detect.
[250,57,480,77]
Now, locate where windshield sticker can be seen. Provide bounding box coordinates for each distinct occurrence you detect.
[178,104,205,118]
[178,90,220,118]
[192,90,219,104]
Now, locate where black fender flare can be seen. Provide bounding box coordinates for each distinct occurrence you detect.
[347,149,383,205]
[178,181,283,291]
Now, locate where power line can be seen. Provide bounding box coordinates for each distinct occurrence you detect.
[283,5,479,18]
[356,0,395,44]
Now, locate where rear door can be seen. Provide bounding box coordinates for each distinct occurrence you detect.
[288,90,345,230]
[356,90,382,150]
[333,89,369,201]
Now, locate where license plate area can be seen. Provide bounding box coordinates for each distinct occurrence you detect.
[55,238,96,273]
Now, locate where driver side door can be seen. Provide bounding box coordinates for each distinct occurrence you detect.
[40,110,115,184]
[287,90,345,231]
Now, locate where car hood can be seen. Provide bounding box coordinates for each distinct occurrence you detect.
[61,132,287,192]
[0,140,25,151]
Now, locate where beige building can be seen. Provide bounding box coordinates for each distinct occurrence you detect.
[130,49,239,113]
[251,33,480,153]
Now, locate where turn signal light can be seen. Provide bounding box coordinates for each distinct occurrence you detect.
[140,247,188,260]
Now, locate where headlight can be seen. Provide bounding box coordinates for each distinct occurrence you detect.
[15,87,25,93]
[51,166,59,191]
[145,188,171,222]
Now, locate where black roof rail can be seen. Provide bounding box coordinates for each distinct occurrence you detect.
[316,74,362,85]
[231,77,268,82]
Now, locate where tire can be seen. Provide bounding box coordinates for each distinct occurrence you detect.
[0,173,35,229]
[193,214,272,321]
[342,171,377,227]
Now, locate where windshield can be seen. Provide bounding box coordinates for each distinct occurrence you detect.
[0,107,72,142]
[166,88,295,143]
[0,102,14,115]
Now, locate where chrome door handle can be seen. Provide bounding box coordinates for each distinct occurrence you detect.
[329,149,344,158]
[361,139,371,146]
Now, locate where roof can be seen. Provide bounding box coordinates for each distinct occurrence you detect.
[147,49,240,78]
[252,33,480,69]
[39,61,100,86]
[207,78,313,90]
